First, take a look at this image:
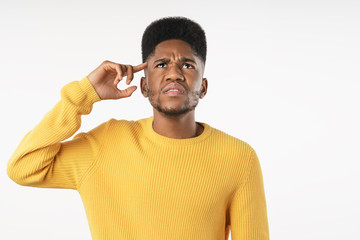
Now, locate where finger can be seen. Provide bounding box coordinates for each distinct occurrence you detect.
[115,64,127,85]
[120,64,127,77]
[116,86,137,99]
[125,65,134,85]
[113,64,123,85]
[132,62,148,73]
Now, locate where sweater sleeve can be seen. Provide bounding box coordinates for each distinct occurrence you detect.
[229,150,270,239]
[6,76,106,190]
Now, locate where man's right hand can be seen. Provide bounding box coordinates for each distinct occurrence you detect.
[87,60,147,100]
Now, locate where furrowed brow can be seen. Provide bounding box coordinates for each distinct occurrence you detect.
[154,58,170,64]
[180,57,197,65]
[153,57,197,66]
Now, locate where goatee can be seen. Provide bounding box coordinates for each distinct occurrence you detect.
[146,86,201,117]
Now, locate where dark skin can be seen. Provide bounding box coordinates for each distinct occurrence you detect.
[87,39,208,139]
[141,39,208,139]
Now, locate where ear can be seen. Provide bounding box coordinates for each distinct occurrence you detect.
[200,78,208,99]
[140,77,148,98]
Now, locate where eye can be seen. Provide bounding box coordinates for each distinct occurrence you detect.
[183,63,193,69]
[156,63,166,68]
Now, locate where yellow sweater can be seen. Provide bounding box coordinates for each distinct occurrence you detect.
[7,76,269,240]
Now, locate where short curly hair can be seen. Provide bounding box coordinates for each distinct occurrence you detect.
[141,16,207,64]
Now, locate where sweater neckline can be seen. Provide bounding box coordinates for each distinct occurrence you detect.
[142,116,212,146]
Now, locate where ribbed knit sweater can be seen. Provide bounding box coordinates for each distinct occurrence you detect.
[7,76,269,240]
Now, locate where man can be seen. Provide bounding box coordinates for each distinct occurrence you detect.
[7,16,269,239]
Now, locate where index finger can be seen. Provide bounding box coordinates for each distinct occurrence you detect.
[132,62,148,73]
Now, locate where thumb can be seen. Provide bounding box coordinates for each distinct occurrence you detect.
[116,85,137,99]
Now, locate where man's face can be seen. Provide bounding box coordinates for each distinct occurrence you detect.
[140,39,208,117]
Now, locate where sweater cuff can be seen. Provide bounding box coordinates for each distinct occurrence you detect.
[78,76,101,103]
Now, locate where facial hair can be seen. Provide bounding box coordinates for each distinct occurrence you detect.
[146,84,202,117]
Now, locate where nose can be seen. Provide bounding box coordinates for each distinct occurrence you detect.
[166,64,184,81]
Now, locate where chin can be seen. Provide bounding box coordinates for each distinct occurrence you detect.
[156,105,191,116]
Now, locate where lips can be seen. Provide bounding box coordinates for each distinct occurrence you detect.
[162,82,186,95]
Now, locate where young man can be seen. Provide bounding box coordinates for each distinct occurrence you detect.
[7,17,269,239]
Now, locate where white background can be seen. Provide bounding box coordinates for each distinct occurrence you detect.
[1,0,359,239]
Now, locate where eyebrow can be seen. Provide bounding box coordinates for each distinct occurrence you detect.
[153,57,197,65]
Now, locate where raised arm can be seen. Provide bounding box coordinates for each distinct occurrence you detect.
[6,76,104,189]
[6,60,147,190]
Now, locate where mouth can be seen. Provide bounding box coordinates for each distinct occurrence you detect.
[162,82,186,96]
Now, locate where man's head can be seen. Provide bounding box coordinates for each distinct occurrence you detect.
[140,17,208,117]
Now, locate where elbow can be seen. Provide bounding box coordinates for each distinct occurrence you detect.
[6,159,43,186]
[6,161,28,186]
[7,162,23,185]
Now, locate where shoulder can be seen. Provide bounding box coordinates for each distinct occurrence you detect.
[203,124,258,183]
[104,117,150,135]
[204,123,256,157]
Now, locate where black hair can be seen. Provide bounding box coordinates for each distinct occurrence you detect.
[141,16,207,64]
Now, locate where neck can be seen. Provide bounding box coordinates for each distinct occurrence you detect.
[152,110,203,139]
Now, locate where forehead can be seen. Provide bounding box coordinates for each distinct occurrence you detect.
[152,39,197,59]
